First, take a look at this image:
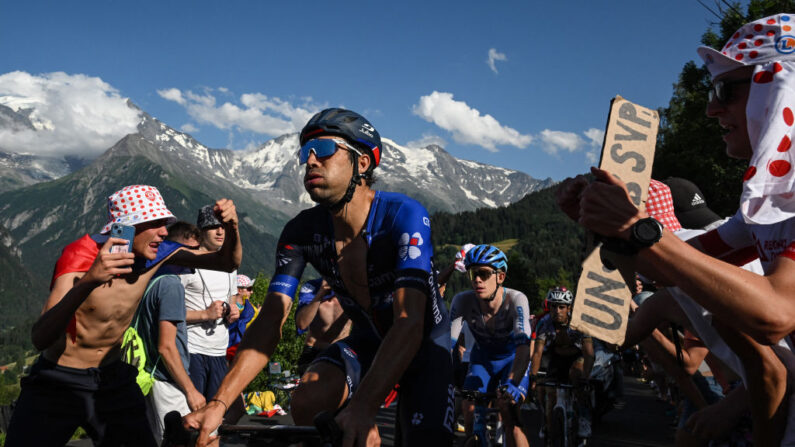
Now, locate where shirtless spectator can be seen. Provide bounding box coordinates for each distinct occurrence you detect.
[294,278,351,376]
[182,205,240,402]
[557,14,795,444]
[5,185,240,447]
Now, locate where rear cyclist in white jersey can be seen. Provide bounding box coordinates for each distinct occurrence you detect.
[450,244,532,447]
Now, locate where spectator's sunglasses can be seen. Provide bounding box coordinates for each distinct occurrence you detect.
[709,78,751,105]
[299,138,362,164]
[468,267,497,282]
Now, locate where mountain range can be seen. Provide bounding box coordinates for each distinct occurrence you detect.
[0,101,554,331]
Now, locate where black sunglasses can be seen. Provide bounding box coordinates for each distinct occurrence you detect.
[709,78,751,105]
[468,268,498,282]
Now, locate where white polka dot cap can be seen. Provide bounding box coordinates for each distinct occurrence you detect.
[698,14,795,79]
[237,275,253,288]
[100,185,177,234]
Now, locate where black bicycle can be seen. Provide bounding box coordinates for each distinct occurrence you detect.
[455,389,503,447]
[161,410,342,447]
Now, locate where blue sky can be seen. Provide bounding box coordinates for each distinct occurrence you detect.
[0,0,737,180]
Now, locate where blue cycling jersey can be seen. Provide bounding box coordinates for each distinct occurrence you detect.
[268,191,450,349]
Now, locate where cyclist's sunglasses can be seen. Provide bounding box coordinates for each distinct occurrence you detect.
[708,78,751,105]
[299,138,362,164]
[468,268,498,282]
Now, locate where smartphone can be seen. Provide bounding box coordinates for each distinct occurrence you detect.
[109,223,135,254]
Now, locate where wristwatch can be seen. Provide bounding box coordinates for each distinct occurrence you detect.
[600,217,663,256]
[628,217,664,250]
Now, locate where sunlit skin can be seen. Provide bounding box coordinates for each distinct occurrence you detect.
[303,136,360,206]
[705,65,755,160]
[31,199,241,370]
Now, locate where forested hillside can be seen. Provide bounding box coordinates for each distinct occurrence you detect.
[432,183,586,311]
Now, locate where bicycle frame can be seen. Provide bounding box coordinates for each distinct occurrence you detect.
[536,381,577,447]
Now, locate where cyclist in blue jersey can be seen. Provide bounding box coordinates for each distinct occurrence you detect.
[450,245,532,447]
[184,108,454,447]
[530,287,594,444]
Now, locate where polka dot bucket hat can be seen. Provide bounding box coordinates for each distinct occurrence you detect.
[100,185,177,234]
[698,14,795,79]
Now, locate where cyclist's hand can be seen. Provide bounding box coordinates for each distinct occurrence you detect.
[336,403,381,447]
[184,400,226,447]
[501,381,525,403]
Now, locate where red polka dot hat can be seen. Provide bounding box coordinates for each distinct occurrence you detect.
[699,13,795,225]
[100,185,177,234]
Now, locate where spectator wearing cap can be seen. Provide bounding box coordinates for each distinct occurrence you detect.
[5,186,241,447]
[664,177,723,231]
[181,205,240,403]
[557,14,795,443]
[226,274,259,362]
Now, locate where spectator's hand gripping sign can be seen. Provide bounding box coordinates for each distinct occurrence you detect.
[569,96,659,345]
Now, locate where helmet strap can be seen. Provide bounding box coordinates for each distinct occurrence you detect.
[325,154,363,213]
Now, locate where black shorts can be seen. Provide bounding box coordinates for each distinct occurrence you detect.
[313,333,455,446]
[5,356,156,447]
[546,352,584,383]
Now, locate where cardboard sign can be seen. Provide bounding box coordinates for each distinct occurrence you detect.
[569,96,659,345]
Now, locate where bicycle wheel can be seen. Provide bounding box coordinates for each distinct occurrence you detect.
[550,407,566,447]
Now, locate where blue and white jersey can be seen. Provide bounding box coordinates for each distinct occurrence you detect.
[450,287,532,358]
[268,191,449,348]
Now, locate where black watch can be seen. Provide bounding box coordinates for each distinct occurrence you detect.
[628,217,663,250]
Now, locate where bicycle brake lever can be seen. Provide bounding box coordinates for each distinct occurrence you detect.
[314,411,343,447]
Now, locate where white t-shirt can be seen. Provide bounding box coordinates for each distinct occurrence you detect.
[181,268,237,356]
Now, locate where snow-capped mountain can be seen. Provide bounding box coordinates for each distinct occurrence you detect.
[0,102,553,215]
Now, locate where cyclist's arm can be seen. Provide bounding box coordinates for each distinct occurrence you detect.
[530,338,546,376]
[509,344,530,382]
[213,291,291,407]
[581,337,595,378]
[347,286,426,415]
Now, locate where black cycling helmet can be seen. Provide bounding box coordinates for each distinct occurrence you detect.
[300,108,382,211]
[300,108,382,171]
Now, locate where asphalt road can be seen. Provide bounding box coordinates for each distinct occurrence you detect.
[66,377,675,446]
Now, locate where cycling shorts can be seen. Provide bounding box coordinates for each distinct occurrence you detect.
[313,332,455,446]
[463,347,530,394]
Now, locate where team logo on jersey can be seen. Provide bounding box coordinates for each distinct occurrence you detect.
[422,216,430,227]
[343,346,357,358]
[411,412,424,425]
[398,232,423,260]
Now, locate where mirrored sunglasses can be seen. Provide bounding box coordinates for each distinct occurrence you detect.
[468,268,497,282]
[708,78,751,105]
[298,138,362,164]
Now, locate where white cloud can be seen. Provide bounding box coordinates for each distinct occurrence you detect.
[486,48,507,74]
[412,91,531,152]
[0,71,141,157]
[180,123,198,133]
[406,133,446,148]
[158,88,324,136]
[583,127,605,163]
[538,129,584,154]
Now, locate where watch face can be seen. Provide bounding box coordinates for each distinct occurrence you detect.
[634,218,663,244]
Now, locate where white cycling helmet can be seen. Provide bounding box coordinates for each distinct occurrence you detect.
[545,286,573,306]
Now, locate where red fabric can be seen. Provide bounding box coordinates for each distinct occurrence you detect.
[226,344,239,362]
[51,234,101,290]
[781,241,795,262]
[50,234,101,344]
[383,384,400,408]
[646,180,683,231]
[696,230,758,265]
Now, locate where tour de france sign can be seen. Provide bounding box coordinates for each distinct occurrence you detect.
[569,96,659,346]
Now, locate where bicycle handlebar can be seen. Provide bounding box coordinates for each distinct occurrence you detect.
[161,410,342,447]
